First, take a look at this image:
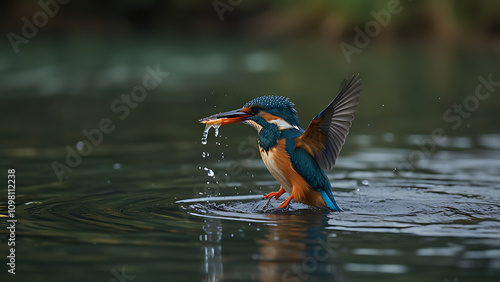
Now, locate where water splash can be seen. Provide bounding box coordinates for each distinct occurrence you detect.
[201,124,221,145]
[204,167,215,178]
[214,125,220,137]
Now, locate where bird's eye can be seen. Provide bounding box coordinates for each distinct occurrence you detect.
[251,107,260,114]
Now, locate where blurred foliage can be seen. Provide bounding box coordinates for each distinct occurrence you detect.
[1,0,500,43]
[1,0,499,148]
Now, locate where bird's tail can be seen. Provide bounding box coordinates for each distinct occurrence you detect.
[320,189,342,212]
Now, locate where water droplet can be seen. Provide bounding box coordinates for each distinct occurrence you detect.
[367,123,371,127]
[202,124,221,144]
[113,163,121,169]
[107,180,111,184]
[202,152,206,158]
[76,141,85,151]
[382,104,385,107]
[204,167,215,177]
[214,124,220,137]
[361,180,369,186]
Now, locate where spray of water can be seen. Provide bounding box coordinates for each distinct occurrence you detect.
[201,124,221,145]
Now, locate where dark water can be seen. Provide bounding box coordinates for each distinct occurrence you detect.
[1,40,500,281]
[2,132,500,282]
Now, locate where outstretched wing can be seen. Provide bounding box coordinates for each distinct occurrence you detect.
[296,74,362,170]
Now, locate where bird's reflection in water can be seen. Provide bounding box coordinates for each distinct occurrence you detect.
[257,211,342,282]
[199,210,341,282]
[200,218,223,282]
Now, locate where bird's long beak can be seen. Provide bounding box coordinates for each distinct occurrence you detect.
[199,109,252,126]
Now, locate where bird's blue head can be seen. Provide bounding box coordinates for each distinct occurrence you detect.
[199,95,301,132]
[243,95,300,128]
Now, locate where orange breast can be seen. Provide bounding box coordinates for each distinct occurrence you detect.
[260,139,326,207]
[260,139,294,195]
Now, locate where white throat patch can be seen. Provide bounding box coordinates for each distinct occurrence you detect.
[269,119,299,130]
[243,118,298,131]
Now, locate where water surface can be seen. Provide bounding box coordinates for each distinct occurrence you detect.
[2,132,499,282]
[1,39,499,282]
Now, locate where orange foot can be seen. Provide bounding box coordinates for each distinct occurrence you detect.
[277,194,294,209]
[263,187,286,200]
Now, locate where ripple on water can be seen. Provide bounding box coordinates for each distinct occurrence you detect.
[177,164,500,239]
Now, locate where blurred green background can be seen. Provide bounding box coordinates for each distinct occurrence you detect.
[0,0,499,152]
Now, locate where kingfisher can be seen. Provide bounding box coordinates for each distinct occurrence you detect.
[199,74,362,211]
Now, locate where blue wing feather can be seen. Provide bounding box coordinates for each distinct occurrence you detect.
[285,138,342,211]
[320,189,341,211]
[297,74,362,170]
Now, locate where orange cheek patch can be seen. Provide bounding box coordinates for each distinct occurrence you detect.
[241,107,253,114]
[259,112,281,122]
